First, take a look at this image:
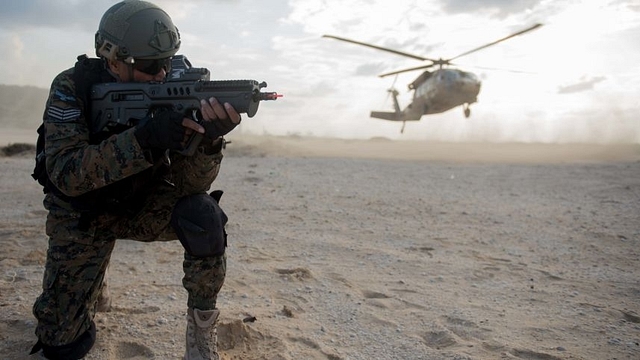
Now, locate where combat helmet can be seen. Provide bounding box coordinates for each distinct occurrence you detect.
[95,0,180,62]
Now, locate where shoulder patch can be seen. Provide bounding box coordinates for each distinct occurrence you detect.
[53,89,77,103]
[47,106,81,123]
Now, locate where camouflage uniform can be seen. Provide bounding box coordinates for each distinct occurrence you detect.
[32,64,227,347]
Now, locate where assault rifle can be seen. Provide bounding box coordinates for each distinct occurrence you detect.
[90,55,281,155]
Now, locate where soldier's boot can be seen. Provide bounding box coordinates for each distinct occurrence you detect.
[96,272,112,312]
[184,308,220,360]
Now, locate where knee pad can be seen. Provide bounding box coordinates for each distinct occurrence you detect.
[171,192,228,257]
[31,321,96,359]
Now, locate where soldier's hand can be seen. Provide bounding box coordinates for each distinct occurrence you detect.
[199,97,241,139]
[135,111,204,150]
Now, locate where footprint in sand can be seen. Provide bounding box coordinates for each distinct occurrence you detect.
[508,348,564,360]
[114,341,154,359]
[361,290,390,299]
[218,319,295,358]
[361,289,393,309]
[420,315,492,350]
[275,267,313,281]
[421,316,562,359]
[421,329,458,349]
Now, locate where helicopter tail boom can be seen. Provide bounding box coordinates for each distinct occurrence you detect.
[370,111,420,121]
[371,86,421,121]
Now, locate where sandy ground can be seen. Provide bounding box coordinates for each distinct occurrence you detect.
[1,133,639,360]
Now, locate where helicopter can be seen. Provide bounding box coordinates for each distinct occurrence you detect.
[323,23,542,131]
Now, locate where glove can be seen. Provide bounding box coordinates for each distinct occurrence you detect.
[134,111,186,150]
[201,116,240,140]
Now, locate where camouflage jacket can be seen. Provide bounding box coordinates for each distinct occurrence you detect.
[41,57,224,213]
[43,65,155,199]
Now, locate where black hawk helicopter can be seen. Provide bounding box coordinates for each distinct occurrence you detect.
[323,23,542,131]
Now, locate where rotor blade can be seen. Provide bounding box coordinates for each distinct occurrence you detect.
[378,64,436,78]
[323,34,437,62]
[449,23,543,61]
[385,74,399,103]
[463,64,537,74]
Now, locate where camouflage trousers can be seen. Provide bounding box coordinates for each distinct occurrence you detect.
[32,151,227,347]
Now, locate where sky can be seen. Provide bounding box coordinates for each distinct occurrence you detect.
[1,0,639,143]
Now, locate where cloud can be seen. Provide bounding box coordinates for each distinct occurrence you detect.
[354,63,388,77]
[0,0,113,31]
[557,76,606,94]
[441,0,544,18]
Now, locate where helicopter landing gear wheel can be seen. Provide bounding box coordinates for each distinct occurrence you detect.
[463,104,471,118]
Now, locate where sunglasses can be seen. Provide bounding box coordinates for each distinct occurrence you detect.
[132,57,172,75]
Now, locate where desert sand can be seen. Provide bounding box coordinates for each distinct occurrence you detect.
[1,133,639,360]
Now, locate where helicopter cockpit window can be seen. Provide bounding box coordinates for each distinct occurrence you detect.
[416,83,427,97]
[461,72,479,81]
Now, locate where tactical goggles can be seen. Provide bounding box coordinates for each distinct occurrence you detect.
[132,57,172,75]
